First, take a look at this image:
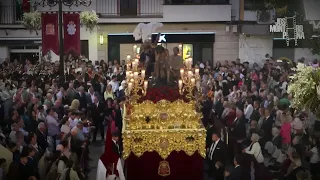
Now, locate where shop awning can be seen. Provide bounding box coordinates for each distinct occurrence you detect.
[0,40,42,46]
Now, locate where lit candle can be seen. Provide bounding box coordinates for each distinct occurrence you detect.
[196,81,201,89]
[131,61,135,69]
[133,45,137,53]
[188,71,193,79]
[128,82,133,92]
[134,58,139,64]
[178,80,183,89]
[126,55,131,61]
[191,78,195,86]
[188,58,193,68]
[180,68,184,78]
[143,80,148,90]
[141,69,145,79]
[195,68,199,76]
[133,72,139,79]
[130,73,134,79]
[126,71,130,78]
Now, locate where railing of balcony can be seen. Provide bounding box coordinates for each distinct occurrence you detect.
[163,0,230,5]
[0,3,23,24]
[96,0,163,17]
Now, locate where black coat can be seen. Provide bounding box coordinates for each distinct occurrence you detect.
[36,130,48,151]
[226,166,242,180]
[260,117,273,141]
[250,109,260,121]
[231,117,247,141]
[74,92,88,111]
[214,100,224,119]
[206,125,215,149]
[18,163,31,180]
[90,102,105,122]
[112,141,122,157]
[272,135,282,149]
[208,140,227,165]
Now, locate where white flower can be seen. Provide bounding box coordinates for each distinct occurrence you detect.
[80,11,99,32]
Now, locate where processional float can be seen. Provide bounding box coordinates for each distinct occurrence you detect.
[121,22,206,179]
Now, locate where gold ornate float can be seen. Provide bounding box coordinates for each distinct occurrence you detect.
[122,99,206,160]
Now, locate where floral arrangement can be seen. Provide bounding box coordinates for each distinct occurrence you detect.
[287,63,320,118]
[80,11,99,32]
[22,11,41,33]
[139,87,186,103]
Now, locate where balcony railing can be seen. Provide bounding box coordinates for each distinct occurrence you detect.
[164,0,230,5]
[96,0,163,17]
[0,4,23,24]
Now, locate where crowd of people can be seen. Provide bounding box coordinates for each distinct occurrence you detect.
[0,43,319,180]
[0,54,126,180]
[201,56,320,180]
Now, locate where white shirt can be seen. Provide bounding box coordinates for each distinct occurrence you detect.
[9,131,17,143]
[108,81,119,93]
[291,118,303,134]
[69,118,79,129]
[244,104,253,120]
[61,124,71,135]
[209,139,220,160]
[19,128,29,136]
[245,142,264,163]
[56,91,63,99]
[310,147,319,163]
[89,93,95,103]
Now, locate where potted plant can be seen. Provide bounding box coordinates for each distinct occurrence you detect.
[80,10,99,32]
[22,11,41,34]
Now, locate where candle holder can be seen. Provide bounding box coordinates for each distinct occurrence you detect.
[178,66,201,101]
[127,68,148,103]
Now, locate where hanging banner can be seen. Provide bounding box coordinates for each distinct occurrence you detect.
[63,13,80,55]
[42,13,59,55]
[22,0,30,12]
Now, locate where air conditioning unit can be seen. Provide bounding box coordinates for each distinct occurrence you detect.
[257,10,275,24]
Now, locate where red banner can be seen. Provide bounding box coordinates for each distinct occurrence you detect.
[42,13,59,55]
[63,13,80,55]
[22,0,30,12]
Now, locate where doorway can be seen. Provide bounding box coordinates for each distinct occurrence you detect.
[120,0,137,16]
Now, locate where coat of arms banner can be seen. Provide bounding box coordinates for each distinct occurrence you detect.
[63,13,80,55]
[41,13,59,55]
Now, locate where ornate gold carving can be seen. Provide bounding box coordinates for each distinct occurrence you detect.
[122,99,206,160]
[158,161,171,177]
[122,129,206,159]
[159,138,169,150]
[124,99,203,130]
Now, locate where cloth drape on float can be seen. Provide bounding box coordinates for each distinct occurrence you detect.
[123,98,206,180]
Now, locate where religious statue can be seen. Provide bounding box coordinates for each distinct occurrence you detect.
[167,47,184,84]
[154,46,168,83]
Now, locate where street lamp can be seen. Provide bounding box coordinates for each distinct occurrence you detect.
[32,0,92,84]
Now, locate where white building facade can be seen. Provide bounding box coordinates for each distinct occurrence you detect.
[0,0,319,64]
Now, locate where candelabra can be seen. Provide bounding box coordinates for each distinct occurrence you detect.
[178,57,201,100]
[126,58,148,102]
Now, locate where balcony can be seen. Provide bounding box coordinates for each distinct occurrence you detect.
[97,0,163,18]
[0,4,23,25]
[97,0,231,23]
[164,0,230,5]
